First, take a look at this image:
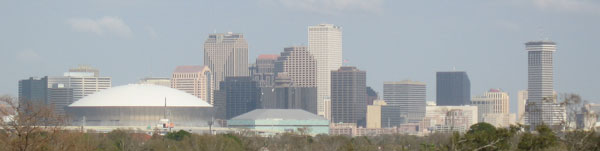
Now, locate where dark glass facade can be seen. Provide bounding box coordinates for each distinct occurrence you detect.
[18,76,48,104]
[436,71,471,106]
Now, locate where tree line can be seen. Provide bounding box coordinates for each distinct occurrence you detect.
[2,95,600,151]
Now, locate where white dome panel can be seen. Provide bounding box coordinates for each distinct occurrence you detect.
[68,84,212,107]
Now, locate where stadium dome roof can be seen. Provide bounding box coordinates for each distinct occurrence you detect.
[68,84,212,107]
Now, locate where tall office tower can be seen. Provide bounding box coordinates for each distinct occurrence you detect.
[18,77,48,104]
[47,66,111,115]
[139,77,171,87]
[204,32,249,90]
[214,77,261,119]
[331,66,367,126]
[250,54,279,87]
[525,40,565,130]
[171,65,214,104]
[262,73,318,114]
[275,46,317,87]
[436,71,471,106]
[517,90,528,124]
[308,24,342,117]
[366,87,378,105]
[472,89,511,127]
[383,80,427,124]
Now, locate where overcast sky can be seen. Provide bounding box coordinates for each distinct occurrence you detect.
[2,0,600,114]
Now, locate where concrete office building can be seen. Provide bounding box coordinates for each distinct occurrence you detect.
[275,46,317,87]
[47,66,111,115]
[250,54,279,87]
[228,109,329,136]
[471,89,510,127]
[383,80,426,124]
[171,66,213,104]
[139,77,171,87]
[204,32,249,90]
[308,24,342,117]
[366,100,387,128]
[331,66,367,126]
[214,77,261,119]
[518,90,528,124]
[366,87,378,105]
[436,71,471,106]
[525,40,565,130]
[18,77,48,104]
[65,84,213,126]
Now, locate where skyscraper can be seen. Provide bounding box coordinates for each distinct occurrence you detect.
[331,66,366,126]
[383,80,426,124]
[525,40,565,130]
[308,24,342,117]
[204,32,249,90]
[214,76,261,119]
[171,65,213,104]
[265,73,318,114]
[18,76,48,104]
[250,54,279,87]
[472,89,512,127]
[274,46,317,87]
[436,71,471,106]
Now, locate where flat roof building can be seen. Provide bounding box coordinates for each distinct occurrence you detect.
[228,109,329,136]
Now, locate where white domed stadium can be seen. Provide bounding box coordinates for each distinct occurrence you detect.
[65,84,213,127]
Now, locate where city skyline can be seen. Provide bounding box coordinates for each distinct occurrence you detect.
[3,1,600,116]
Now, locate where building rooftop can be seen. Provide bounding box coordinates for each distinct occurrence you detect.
[525,40,556,45]
[69,84,212,107]
[173,65,209,73]
[257,54,279,60]
[230,109,327,121]
[384,80,425,85]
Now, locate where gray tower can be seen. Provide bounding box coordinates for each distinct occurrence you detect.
[436,71,470,106]
[331,66,367,127]
[383,80,426,124]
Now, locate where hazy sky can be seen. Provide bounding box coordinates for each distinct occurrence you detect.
[2,0,600,114]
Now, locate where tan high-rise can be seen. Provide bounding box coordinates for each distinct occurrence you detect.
[204,32,249,90]
[275,46,317,87]
[471,89,511,127]
[171,65,214,104]
[308,24,342,117]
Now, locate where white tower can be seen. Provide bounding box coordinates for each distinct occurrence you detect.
[308,24,342,118]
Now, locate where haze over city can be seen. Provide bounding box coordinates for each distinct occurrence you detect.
[2,0,600,115]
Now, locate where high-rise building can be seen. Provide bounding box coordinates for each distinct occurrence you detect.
[18,76,48,104]
[436,71,471,106]
[214,77,261,119]
[275,46,317,87]
[366,87,378,105]
[525,40,565,130]
[47,65,111,115]
[204,32,249,90]
[171,65,213,104]
[308,24,342,117]
[47,83,73,115]
[138,77,171,87]
[383,80,426,124]
[331,66,367,126]
[472,89,511,127]
[261,73,318,114]
[250,54,279,87]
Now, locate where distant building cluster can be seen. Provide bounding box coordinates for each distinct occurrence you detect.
[18,23,597,136]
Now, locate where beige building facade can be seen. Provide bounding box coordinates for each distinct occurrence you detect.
[171,65,214,104]
[204,32,248,90]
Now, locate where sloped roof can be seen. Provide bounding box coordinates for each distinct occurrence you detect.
[68,84,212,107]
[230,109,326,121]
